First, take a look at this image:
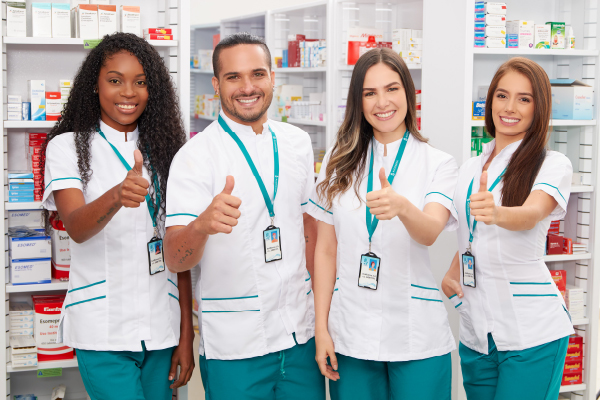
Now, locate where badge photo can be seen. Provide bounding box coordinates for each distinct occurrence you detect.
[462,252,476,288]
[358,253,380,290]
[148,238,165,275]
[263,227,282,263]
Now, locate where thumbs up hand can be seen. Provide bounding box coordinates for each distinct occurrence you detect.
[469,171,499,225]
[366,167,406,220]
[118,149,150,208]
[195,175,242,235]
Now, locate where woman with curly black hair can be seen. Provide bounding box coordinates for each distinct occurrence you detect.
[40,33,194,399]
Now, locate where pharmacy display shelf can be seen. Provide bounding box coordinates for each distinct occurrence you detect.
[274,67,327,73]
[7,357,78,373]
[544,253,592,262]
[572,185,595,193]
[6,279,68,294]
[191,69,214,74]
[193,114,217,121]
[3,121,56,129]
[473,48,599,57]
[338,64,422,71]
[560,384,587,393]
[2,37,178,47]
[285,118,327,127]
[573,318,591,326]
[471,119,597,127]
[4,202,42,211]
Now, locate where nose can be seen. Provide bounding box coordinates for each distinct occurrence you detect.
[504,96,516,113]
[239,75,255,95]
[375,92,390,110]
[120,82,136,98]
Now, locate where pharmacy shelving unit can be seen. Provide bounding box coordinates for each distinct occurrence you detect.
[190,23,219,133]
[0,0,190,399]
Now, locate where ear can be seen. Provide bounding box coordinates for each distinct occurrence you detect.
[211,76,219,95]
[271,69,276,86]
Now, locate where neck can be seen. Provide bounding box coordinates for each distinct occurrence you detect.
[372,121,407,145]
[223,109,268,135]
[492,131,525,157]
[100,115,137,142]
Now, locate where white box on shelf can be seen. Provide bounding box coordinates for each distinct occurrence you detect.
[72,4,98,39]
[8,95,21,104]
[486,37,506,48]
[10,258,51,285]
[10,328,34,336]
[9,314,34,323]
[7,103,20,113]
[7,111,21,121]
[534,24,551,49]
[7,1,26,37]
[10,321,34,329]
[52,3,71,39]
[28,80,46,121]
[506,20,534,49]
[8,210,43,228]
[551,79,593,120]
[32,3,52,38]
[9,302,34,316]
[10,335,37,354]
[98,5,117,37]
[120,6,141,37]
[485,26,507,38]
[9,234,51,260]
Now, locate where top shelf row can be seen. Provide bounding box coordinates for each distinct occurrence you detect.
[3,37,178,47]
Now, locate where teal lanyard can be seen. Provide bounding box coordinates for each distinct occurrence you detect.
[365,131,410,250]
[465,167,507,245]
[218,115,279,222]
[96,128,160,230]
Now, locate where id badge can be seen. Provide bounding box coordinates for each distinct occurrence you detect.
[358,252,380,290]
[263,226,283,263]
[462,251,476,288]
[147,237,165,275]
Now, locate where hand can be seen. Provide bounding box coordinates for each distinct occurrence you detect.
[366,168,406,220]
[194,175,242,235]
[442,265,463,299]
[168,331,195,389]
[118,150,149,208]
[469,171,499,225]
[315,330,340,381]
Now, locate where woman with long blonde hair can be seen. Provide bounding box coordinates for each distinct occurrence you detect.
[308,48,457,400]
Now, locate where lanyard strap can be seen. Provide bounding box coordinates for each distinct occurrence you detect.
[365,131,410,244]
[96,128,160,229]
[218,115,279,219]
[466,167,507,243]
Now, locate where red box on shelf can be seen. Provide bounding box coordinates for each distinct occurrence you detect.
[549,220,560,235]
[566,335,584,362]
[547,234,564,254]
[563,237,573,254]
[29,133,47,141]
[33,295,73,362]
[562,371,583,386]
[564,360,583,373]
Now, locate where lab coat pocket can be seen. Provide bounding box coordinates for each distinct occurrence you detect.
[63,280,108,346]
[409,286,452,352]
[448,295,476,346]
[201,296,265,359]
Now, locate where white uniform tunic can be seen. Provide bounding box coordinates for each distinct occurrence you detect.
[42,120,181,352]
[451,139,574,354]
[308,135,458,362]
[165,111,315,361]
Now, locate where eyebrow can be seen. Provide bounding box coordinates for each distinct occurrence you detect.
[363,82,402,91]
[496,88,533,96]
[106,71,146,77]
[223,68,269,77]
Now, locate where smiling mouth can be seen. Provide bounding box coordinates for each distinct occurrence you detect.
[116,104,137,110]
[500,116,520,123]
[374,110,396,120]
[236,97,259,105]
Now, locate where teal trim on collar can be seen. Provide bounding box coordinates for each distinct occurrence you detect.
[68,280,106,293]
[455,302,463,308]
[309,199,333,215]
[166,213,199,218]
[202,295,258,301]
[411,296,443,303]
[411,284,439,291]
[202,310,260,313]
[45,177,82,190]
[169,293,179,301]
[65,295,106,309]
[532,183,566,204]
[509,282,551,285]
[513,294,558,297]
[168,278,178,288]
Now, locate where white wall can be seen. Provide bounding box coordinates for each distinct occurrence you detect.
[191,0,318,26]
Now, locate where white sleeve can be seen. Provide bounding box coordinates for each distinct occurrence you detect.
[531,151,573,220]
[165,142,214,228]
[424,154,459,231]
[307,149,334,225]
[300,133,315,214]
[42,138,83,211]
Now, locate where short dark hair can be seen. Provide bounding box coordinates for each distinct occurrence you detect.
[212,32,272,78]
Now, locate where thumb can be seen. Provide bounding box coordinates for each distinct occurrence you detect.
[222,175,235,195]
[132,150,143,176]
[168,355,178,381]
[478,171,488,193]
[379,168,390,189]
[329,350,338,371]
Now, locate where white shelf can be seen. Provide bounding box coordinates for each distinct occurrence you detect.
[4,120,56,129]
[473,48,599,57]
[6,279,69,294]
[285,118,327,127]
[338,64,422,71]
[571,185,594,193]
[573,318,590,325]
[544,253,592,262]
[193,115,217,121]
[274,67,327,73]
[3,37,178,47]
[7,356,78,373]
[191,69,214,74]
[559,383,586,393]
[5,202,43,210]
[471,119,596,127]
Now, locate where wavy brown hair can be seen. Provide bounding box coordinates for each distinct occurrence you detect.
[485,57,551,207]
[316,48,426,209]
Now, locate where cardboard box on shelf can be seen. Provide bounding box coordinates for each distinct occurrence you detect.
[348,27,383,65]
[550,79,593,120]
[33,295,73,361]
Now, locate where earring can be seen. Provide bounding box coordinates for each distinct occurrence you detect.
[93,87,98,94]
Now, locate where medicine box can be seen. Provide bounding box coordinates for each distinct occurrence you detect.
[534,24,551,49]
[10,328,34,336]
[475,13,506,26]
[10,321,34,329]
[566,335,583,361]
[34,296,73,361]
[506,20,534,49]
[10,314,34,323]
[8,95,21,104]
[485,37,506,48]
[474,2,507,14]
[550,79,593,120]
[7,2,27,38]
[564,360,583,373]
[485,26,506,38]
[562,371,583,385]
[9,234,51,260]
[10,258,51,285]
[9,302,34,316]
[7,111,21,121]
[98,5,117,38]
[22,102,31,121]
[472,101,485,119]
[72,4,99,39]
[28,80,46,121]
[547,22,566,49]
[10,335,37,354]
[45,92,61,121]
[60,80,71,88]
[32,3,52,38]
[52,3,71,39]
[7,103,20,113]
[51,221,70,280]
[121,6,141,37]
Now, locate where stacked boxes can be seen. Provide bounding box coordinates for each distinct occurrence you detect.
[565,284,585,320]
[299,39,326,68]
[346,28,381,65]
[33,295,73,361]
[195,49,213,71]
[8,172,34,203]
[506,20,534,49]
[9,227,51,285]
[474,2,507,48]
[562,335,583,385]
[392,29,422,65]
[10,335,38,368]
[194,95,221,119]
[550,269,566,300]
[29,133,47,200]
[7,95,22,121]
[9,302,35,337]
[144,28,174,41]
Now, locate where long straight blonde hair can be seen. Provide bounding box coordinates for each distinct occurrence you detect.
[317,48,426,209]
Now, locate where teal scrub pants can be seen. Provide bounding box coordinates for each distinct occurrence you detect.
[199,337,325,400]
[76,342,175,400]
[459,333,569,400]
[329,352,452,400]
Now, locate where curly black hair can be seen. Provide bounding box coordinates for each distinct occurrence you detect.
[41,32,187,233]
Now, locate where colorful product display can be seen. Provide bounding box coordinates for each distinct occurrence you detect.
[195,94,221,119]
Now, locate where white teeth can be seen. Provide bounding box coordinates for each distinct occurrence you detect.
[238,98,258,104]
[501,117,519,123]
[375,111,395,118]
[118,104,135,110]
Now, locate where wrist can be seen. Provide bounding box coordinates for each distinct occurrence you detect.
[396,195,408,219]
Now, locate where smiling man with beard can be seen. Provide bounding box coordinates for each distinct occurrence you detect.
[163,33,324,400]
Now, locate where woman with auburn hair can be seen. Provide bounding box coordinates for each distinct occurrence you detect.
[442,57,573,399]
[309,48,458,399]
